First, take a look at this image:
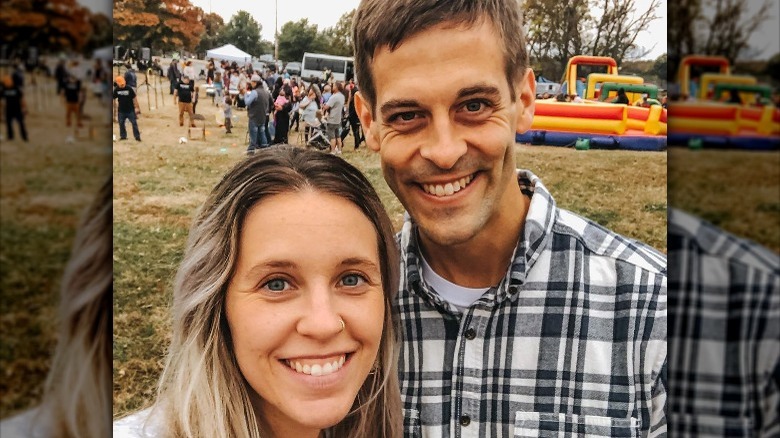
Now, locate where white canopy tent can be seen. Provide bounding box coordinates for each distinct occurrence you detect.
[205,44,253,64]
[92,45,113,60]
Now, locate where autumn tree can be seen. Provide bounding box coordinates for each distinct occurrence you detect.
[1,0,93,53]
[220,11,264,57]
[196,13,225,55]
[114,0,204,54]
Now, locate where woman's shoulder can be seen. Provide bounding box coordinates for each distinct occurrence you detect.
[113,407,165,438]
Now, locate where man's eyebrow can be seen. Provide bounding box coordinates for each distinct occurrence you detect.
[379,99,420,118]
[456,83,502,100]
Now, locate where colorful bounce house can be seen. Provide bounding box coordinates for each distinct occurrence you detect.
[666,55,779,150]
[517,55,667,151]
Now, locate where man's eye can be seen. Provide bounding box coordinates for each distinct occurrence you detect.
[341,274,366,287]
[465,101,483,112]
[398,112,416,121]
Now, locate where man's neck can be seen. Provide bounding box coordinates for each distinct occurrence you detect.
[418,183,530,288]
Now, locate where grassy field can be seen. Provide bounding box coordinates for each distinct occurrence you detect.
[669,148,780,253]
[112,77,667,416]
[0,73,112,417]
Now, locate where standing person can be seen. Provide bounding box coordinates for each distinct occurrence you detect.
[347,84,363,150]
[299,86,321,143]
[222,95,233,134]
[174,75,196,128]
[167,59,181,95]
[62,71,84,128]
[322,81,345,154]
[113,147,403,438]
[272,88,292,144]
[352,0,667,436]
[182,60,196,82]
[112,76,141,142]
[0,74,28,141]
[54,57,68,96]
[123,62,137,90]
[243,74,270,154]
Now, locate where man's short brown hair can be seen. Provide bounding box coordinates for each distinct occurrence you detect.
[352,0,529,114]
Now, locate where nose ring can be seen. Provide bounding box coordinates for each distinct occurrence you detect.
[339,318,345,332]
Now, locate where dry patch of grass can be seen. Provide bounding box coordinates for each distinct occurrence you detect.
[112,78,667,417]
[669,148,780,253]
[1,76,111,416]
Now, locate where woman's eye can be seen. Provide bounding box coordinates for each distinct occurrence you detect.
[263,278,289,292]
[340,274,366,287]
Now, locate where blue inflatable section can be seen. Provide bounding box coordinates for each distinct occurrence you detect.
[516,130,667,151]
[667,133,780,151]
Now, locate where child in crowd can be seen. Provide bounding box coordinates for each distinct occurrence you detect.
[223,96,233,134]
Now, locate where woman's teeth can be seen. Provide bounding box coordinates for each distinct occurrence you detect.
[422,175,473,197]
[287,355,346,377]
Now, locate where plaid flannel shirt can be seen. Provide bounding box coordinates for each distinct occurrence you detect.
[667,208,780,437]
[396,170,667,437]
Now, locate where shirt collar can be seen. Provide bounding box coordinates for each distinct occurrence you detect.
[400,169,557,307]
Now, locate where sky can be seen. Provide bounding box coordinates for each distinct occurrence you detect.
[81,0,778,60]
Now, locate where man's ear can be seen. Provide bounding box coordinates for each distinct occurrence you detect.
[354,91,380,152]
[515,68,536,134]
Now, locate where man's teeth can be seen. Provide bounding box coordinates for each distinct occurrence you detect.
[287,355,346,377]
[423,175,473,197]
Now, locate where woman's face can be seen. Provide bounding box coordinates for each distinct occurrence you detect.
[226,190,385,437]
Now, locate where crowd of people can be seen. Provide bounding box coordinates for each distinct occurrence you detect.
[158,56,364,154]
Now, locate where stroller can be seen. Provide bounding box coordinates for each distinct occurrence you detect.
[306,122,331,151]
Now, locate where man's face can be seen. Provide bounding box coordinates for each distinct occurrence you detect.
[355,20,535,248]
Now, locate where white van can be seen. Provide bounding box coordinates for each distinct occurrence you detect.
[300,52,354,84]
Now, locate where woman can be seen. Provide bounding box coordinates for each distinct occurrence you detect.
[300,85,321,143]
[113,147,403,438]
[272,88,293,144]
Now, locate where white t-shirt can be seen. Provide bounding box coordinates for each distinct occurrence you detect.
[113,408,163,437]
[0,407,54,438]
[420,255,489,312]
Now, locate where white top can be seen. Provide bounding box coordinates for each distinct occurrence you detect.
[0,407,54,438]
[420,254,489,312]
[113,408,163,438]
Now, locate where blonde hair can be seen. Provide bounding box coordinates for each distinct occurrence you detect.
[153,147,402,437]
[40,176,112,437]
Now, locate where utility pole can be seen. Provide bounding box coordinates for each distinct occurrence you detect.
[274,0,279,61]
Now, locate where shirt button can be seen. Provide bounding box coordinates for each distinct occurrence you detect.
[464,328,476,340]
[460,415,471,426]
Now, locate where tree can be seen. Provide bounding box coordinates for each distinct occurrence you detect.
[221,11,263,57]
[196,13,225,55]
[1,0,93,54]
[277,19,329,62]
[667,0,774,77]
[587,0,661,64]
[651,53,667,81]
[114,0,204,54]
[321,10,355,57]
[523,0,590,80]
[83,13,112,54]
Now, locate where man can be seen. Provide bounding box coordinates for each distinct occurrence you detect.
[243,74,270,154]
[667,208,779,437]
[112,75,141,142]
[124,62,138,90]
[174,75,196,128]
[322,81,345,154]
[167,59,181,95]
[1,74,28,141]
[62,70,84,128]
[352,0,667,436]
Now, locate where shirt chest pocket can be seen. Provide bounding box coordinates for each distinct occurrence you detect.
[514,412,640,438]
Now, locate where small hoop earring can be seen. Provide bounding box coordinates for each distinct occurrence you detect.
[339,318,345,333]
